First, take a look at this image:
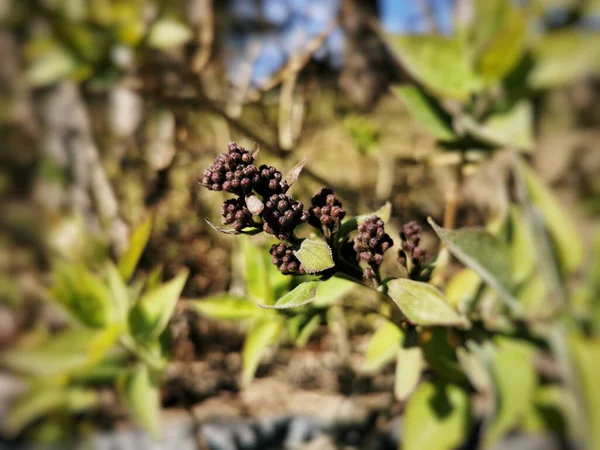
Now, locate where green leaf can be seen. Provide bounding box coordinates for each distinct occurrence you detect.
[3,387,66,436]
[394,345,424,402]
[362,320,403,374]
[445,269,481,311]
[129,269,189,339]
[428,218,520,313]
[404,381,470,450]
[529,31,600,89]
[241,317,282,387]
[118,216,152,282]
[482,337,537,449]
[463,101,534,151]
[118,364,160,437]
[51,262,114,328]
[294,239,334,274]
[509,206,537,284]
[243,237,272,305]
[420,328,468,385]
[106,263,130,323]
[26,47,76,87]
[295,314,321,347]
[185,294,261,321]
[384,34,481,100]
[1,326,119,377]
[456,343,494,394]
[392,85,455,140]
[476,6,527,83]
[313,276,356,308]
[518,161,583,274]
[387,279,469,327]
[260,281,320,309]
[147,19,192,50]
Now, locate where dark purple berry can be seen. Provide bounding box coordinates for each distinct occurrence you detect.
[261,193,308,241]
[308,188,346,237]
[270,243,305,275]
[353,215,393,281]
[221,198,253,231]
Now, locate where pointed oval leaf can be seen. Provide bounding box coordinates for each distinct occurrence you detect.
[395,346,424,402]
[285,157,307,188]
[118,364,160,437]
[4,388,66,437]
[313,276,356,308]
[518,161,583,274]
[185,295,261,321]
[260,281,320,310]
[428,218,520,313]
[147,19,192,50]
[241,318,282,386]
[106,262,130,323]
[387,278,469,327]
[404,381,470,450]
[362,320,403,374]
[118,216,152,282]
[204,218,241,235]
[243,237,272,304]
[294,239,334,274]
[384,35,481,100]
[445,269,481,311]
[129,269,189,339]
[393,85,455,140]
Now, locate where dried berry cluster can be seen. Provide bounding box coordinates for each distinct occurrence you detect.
[270,242,304,275]
[262,193,308,241]
[398,221,426,278]
[308,187,346,238]
[202,142,311,273]
[353,216,393,281]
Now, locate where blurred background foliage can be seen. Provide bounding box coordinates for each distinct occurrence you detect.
[0,0,600,448]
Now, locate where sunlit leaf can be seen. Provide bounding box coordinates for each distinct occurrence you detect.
[384,34,481,100]
[241,317,282,386]
[129,269,189,339]
[518,161,583,274]
[295,314,321,347]
[147,19,192,50]
[529,31,600,89]
[1,326,119,377]
[185,294,262,321]
[387,279,469,327]
[445,269,481,311]
[394,345,424,402]
[118,216,152,282]
[476,6,527,83]
[26,47,76,87]
[313,276,356,308]
[362,320,403,374]
[294,239,334,274]
[260,281,320,309]
[118,364,160,437]
[392,85,455,140]
[482,337,537,449]
[106,262,130,323]
[4,387,66,437]
[404,381,470,450]
[428,218,519,313]
[456,341,494,394]
[243,237,272,305]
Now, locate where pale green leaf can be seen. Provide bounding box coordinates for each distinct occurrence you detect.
[445,269,481,311]
[129,269,189,339]
[118,364,160,437]
[394,345,424,402]
[362,320,403,374]
[428,218,520,313]
[404,381,470,450]
[1,326,119,376]
[295,314,321,347]
[529,31,600,89]
[261,281,320,309]
[509,206,537,284]
[387,278,469,327]
[4,387,66,437]
[384,34,481,100]
[392,85,455,140]
[313,276,356,308]
[463,101,534,151]
[482,337,537,449]
[294,239,334,274]
[147,19,192,50]
[185,294,261,321]
[243,237,272,305]
[26,47,76,87]
[241,318,282,386]
[518,161,583,274]
[456,342,494,394]
[476,6,527,83]
[106,262,130,323]
[118,216,152,282]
